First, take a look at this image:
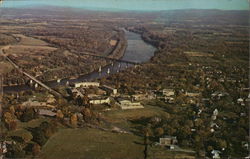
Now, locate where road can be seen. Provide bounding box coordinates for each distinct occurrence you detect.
[0,46,62,98]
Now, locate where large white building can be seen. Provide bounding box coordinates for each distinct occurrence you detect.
[118,99,144,110]
[90,97,111,105]
[74,82,100,88]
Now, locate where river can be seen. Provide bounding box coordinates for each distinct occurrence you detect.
[3,30,156,92]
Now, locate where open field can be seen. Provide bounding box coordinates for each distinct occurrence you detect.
[40,128,145,159]
[13,34,49,46]
[5,45,57,56]
[102,105,168,130]
[3,34,57,56]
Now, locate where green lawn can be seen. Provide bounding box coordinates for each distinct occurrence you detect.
[39,104,175,159]
[39,128,145,159]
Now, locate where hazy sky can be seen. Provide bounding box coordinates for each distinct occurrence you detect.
[1,0,249,11]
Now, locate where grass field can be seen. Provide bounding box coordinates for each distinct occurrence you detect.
[2,34,57,57]
[13,34,49,46]
[40,128,145,159]
[39,104,185,159]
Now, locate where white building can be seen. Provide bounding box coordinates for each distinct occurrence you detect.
[185,92,201,97]
[162,89,175,97]
[101,85,117,95]
[211,150,221,159]
[118,99,144,110]
[74,82,100,88]
[237,98,245,106]
[213,109,219,116]
[90,97,111,105]
[38,109,56,117]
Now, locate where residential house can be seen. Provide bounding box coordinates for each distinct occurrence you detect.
[165,97,174,104]
[211,91,229,99]
[185,92,201,97]
[110,39,117,46]
[47,95,56,104]
[132,93,155,101]
[38,109,56,117]
[159,136,178,146]
[71,88,84,98]
[162,89,175,97]
[211,150,221,159]
[237,98,245,106]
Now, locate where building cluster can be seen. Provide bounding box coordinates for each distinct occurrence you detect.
[68,82,145,110]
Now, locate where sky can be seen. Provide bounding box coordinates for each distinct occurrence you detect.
[1,0,249,11]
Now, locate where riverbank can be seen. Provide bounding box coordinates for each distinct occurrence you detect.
[3,30,156,92]
[2,29,128,88]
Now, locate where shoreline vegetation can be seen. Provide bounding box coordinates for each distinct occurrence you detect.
[2,29,128,88]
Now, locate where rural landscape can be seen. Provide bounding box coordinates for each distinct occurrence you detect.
[0,0,249,159]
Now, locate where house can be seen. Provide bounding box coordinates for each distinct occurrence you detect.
[0,141,7,155]
[110,39,117,46]
[162,89,175,97]
[237,98,245,106]
[101,85,117,95]
[38,109,56,117]
[118,99,144,110]
[73,82,100,88]
[211,150,221,159]
[210,122,219,128]
[90,97,111,105]
[165,97,174,104]
[47,95,56,104]
[70,88,84,98]
[213,109,219,116]
[159,136,178,146]
[211,91,229,99]
[185,92,201,97]
[22,100,47,108]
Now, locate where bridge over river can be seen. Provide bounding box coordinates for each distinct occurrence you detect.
[2,30,156,93]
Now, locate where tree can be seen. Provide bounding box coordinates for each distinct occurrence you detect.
[32,144,41,156]
[9,120,17,131]
[70,113,78,128]
[21,108,37,122]
[155,127,164,137]
[9,106,15,115]
[56,110,64,120]
[57,97,67,106]
[82,108,92,122]
[3,112,17,130]
[32,129,47,146]
[6,143,25,158]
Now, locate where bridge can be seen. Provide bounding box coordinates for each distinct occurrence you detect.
[76,51,140,65]
[3,55,63,98]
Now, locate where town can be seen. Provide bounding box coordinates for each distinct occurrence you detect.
[0,4,249,159]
